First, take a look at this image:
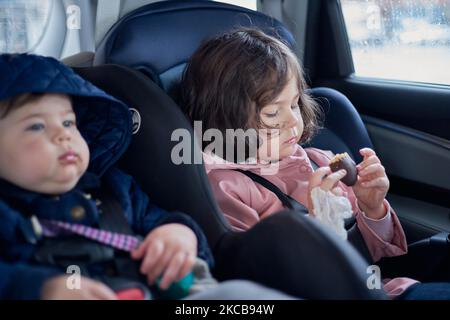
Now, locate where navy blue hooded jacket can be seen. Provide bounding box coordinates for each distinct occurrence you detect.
[0,54,213,299]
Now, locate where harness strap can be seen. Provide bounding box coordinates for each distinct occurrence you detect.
[233,157,322,213]
[37,185,142,252]
[235,169,308,214]
[93,187,135,235]
[39,220,141,252]
[33,185,146,290]
[85,185,144,284]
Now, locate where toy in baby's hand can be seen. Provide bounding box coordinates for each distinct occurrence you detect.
[113,272,195,300]
[155,272,194,299]
[329,152,357,186]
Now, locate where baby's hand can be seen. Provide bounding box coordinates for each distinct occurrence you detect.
[353,148,389,219]
[131,223,197,290]
[41,275,117,300]
[307,166,347,215]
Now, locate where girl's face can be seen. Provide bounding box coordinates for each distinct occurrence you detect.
[258,75,304,162]
[0,94,90,194]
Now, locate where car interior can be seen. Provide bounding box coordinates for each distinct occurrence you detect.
[1,0,450,300]
[62,0,450,244]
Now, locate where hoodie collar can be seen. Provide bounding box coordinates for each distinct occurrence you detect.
[0,172,100,209]
[203,144,310,175]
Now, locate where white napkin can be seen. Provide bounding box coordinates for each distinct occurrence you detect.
[310,187,353,240]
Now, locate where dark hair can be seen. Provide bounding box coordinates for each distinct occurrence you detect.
[0,93,44,119]
[180,28,321,161]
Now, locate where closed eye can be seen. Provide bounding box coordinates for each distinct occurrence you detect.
[264,111,279,118]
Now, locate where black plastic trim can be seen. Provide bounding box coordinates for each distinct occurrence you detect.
[363,115,450,152]
[389,175,450,209]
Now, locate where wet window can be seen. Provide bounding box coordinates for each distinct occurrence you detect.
[214,0,257,11]
[341,0,450,85]
[0,0,52,53]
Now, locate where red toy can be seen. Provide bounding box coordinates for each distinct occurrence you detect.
[116,288,146,300]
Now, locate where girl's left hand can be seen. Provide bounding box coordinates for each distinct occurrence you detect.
[352,148,390,220]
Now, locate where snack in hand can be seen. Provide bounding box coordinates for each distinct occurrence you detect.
[329,152,357,186]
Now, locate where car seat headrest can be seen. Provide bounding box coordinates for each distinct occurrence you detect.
[305,87,374,163]
[94,0,295,96]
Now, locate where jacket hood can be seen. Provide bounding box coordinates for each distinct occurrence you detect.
[0,53,132,176]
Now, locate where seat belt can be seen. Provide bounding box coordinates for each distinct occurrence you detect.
[235,169,309,213]
[235,157,321,213]
[90,186,146,284]
[93,186,135,235]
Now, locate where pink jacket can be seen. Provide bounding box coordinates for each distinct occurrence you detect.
[204,145,418,298]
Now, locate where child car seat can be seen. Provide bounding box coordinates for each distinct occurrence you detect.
[92,0,377,260]
[73,64,386,299]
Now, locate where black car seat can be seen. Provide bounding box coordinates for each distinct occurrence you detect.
[73,63,385,299]
[94,0,373,163]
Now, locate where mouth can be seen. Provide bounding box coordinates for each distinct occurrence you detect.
[284,136,298,145]
[59,150,79,164]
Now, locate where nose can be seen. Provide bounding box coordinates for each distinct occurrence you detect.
[281,108,300,129]
[53,126,71,144]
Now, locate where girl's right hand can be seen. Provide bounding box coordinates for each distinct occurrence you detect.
[41,275,117,300]
[307,166,347,215]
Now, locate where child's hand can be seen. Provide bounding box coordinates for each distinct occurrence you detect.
[131,223,197,290]
[307,166,348,214]
[41,275,117,300]
[353,148,390,220]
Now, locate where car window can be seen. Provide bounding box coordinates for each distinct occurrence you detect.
[340,0,450,86]
[214,0,257,11]
[0,0,52,53]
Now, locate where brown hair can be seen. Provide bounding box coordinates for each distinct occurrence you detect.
[0,93,44,119]
[180,28,322,161]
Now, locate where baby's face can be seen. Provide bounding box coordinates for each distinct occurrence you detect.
[0,93,89,194]
[258,75,304,161]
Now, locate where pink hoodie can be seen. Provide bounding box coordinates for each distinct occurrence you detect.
[204,145,418,298]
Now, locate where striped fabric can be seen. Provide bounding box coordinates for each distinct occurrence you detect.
[39,219,141,252]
